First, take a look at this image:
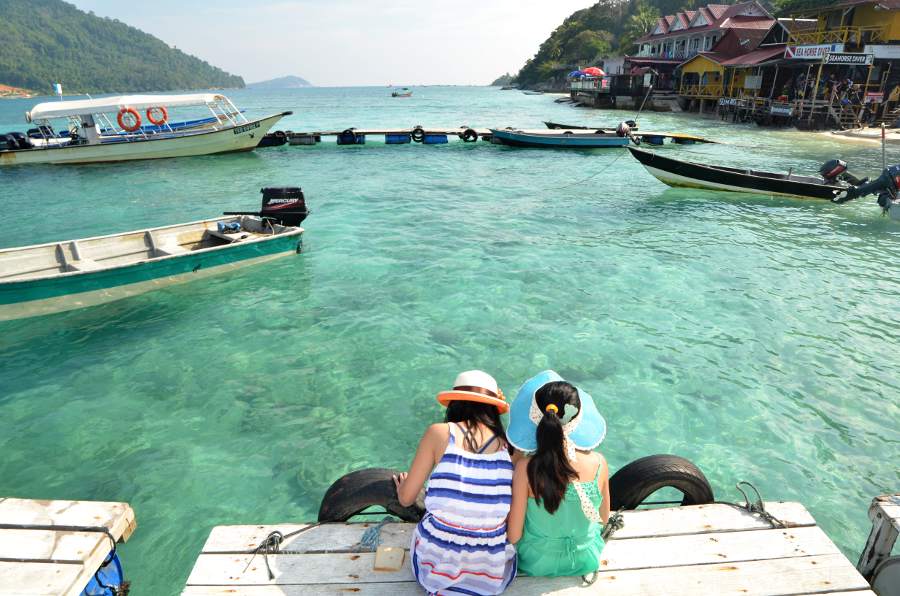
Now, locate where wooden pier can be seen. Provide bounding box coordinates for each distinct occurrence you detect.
[0,497,135,595]
[182,500,874,595]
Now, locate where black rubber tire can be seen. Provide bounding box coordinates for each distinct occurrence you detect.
[341,128,357,143]
[462,128,478,142]
[609,455,713,511]
[318,467,425,522]
[274,130,287,138]
[411,126,425,143]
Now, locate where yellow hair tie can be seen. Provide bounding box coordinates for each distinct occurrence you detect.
[545,404,559,415]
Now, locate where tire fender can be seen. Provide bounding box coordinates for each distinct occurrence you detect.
[411,126,425,143]
[609,454,714,510]
[318,467,425,522]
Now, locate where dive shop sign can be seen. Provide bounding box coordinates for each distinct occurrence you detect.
[785,43,844,60]
[824,52,874,66]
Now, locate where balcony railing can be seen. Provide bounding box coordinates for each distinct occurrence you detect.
[570,77,611,91]
[790,25,888,45]
[679,84,724,98]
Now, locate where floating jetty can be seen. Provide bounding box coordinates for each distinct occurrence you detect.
[0,497,135,594]
[180,495,900,595]
[276,126,715,147]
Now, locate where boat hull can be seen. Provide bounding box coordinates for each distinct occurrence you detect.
[0,224,302,321]
[490,129,629,148]
[0,113,288,165]
[628,147,843,200]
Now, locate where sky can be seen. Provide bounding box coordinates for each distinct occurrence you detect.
[69,0,598,86]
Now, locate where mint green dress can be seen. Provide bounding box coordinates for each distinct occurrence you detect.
[515,479,605,577]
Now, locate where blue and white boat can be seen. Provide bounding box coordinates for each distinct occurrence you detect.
[489,128,630,148]
[0,188,308,321]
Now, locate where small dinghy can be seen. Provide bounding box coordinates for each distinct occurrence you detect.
[627,147,855,200]
[0,187,308,321]
[490,128,630,148]
[544,120,639,131]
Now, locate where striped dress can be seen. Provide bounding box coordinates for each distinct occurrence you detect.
[411,424,517,595]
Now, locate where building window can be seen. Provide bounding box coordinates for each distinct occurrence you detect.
[703,36,710,50]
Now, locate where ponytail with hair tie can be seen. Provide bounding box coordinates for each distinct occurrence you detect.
[526,382,582,514]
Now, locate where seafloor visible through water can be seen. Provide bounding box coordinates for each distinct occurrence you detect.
[0,86,898,594]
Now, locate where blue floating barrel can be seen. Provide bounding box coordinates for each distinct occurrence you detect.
[385,133,411,144]
[337,130,365,145]
[645,135,666,146]
[80,552,125,596]
[423,134,448,144]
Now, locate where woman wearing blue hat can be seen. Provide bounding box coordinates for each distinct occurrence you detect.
[506,371,610,578]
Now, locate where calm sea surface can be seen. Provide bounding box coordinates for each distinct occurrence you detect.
[0,86,898,594]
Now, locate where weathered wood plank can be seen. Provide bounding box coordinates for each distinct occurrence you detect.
[198,502,815,555]
[200,522,413,554]
[185,526,839,586]
[0,498,136,542]
[0,561,84,596]
[613,501,815,539]
[0,529,107,562]
[181,554,871,595]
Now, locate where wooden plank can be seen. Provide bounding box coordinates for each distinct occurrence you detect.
[185,526,840,586]
[200,523,412,554]
[0,529,107,562]
[613,501,815,539]
[0,561,84,596]
[197,502,815,554]
[181,554,870,595]
[0,498,136,542]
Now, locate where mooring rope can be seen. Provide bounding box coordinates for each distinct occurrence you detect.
[359,516,397,551]
[243,523,323,580]
[723,481,787,529]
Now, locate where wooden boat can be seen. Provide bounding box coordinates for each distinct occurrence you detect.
[489,128,630,148]
[545,120,639,131]
[521,90,545,96]
[0,94,289,165]
[391,88,412,98]
[0,188,308,321]
[627,147,847,199]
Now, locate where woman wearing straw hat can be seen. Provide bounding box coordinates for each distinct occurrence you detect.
[393,370,517,595]
[506,370,610,578]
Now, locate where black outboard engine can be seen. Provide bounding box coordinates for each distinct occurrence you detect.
[835,164,900,212]
[820,159,864,185]
[224,187,309,227]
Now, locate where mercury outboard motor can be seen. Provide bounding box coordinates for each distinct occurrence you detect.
[224,187,309,227]
[820,159,864,185]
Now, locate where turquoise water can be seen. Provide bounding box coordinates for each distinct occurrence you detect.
[0,87,898,594]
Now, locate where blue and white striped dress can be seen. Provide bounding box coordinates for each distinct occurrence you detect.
[411,424,517,595]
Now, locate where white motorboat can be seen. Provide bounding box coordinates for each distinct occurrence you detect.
[0,93,290,165]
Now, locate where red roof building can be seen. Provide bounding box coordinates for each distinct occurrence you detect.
[633,1,777,62]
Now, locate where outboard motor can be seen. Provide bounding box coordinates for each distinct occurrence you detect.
[835,164,900,215]
[820,159,864,185]
[224,187,309,227]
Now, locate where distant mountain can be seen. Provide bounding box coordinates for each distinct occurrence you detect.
[491,73,515,86]
[248,76,313,89]
[0,0,244,94]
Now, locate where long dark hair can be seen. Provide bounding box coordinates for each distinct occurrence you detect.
[527,381,581,513]
[445,400,510,454]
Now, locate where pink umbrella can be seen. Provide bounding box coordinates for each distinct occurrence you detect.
[582,67,606,77]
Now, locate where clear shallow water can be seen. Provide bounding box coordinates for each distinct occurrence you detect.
[0,86,898,595]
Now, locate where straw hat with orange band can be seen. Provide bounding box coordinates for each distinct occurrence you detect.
[436,370,509,414]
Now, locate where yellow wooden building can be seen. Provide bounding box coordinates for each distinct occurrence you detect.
[786,0,900,47]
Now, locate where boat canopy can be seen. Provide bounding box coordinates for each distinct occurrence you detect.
[26,93,227,122]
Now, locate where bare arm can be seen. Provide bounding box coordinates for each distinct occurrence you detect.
[599,454,610,524]
[507,458,529,544]
[394,424,445,507]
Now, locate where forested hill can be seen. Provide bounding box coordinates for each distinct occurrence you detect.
[515,0,834,88]
[0,0,244,94]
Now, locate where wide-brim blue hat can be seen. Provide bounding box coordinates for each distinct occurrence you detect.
[507,370,607,453]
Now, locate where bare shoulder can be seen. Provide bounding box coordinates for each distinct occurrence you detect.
[425,423,450,443]
[594,451,609,478]
[514,456,530,476]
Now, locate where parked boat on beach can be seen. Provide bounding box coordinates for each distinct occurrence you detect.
[0,188,308,321]
[490,128,630,148]
[627,147,853,200]
[521,90,545,96]
[0,94,289,165]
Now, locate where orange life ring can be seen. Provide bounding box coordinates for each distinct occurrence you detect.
[146,106,168,126]
[117,107,141,132]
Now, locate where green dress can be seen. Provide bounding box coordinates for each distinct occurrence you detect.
[516,479,605,577]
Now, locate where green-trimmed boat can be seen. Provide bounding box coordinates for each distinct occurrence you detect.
[0,188,308,321]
